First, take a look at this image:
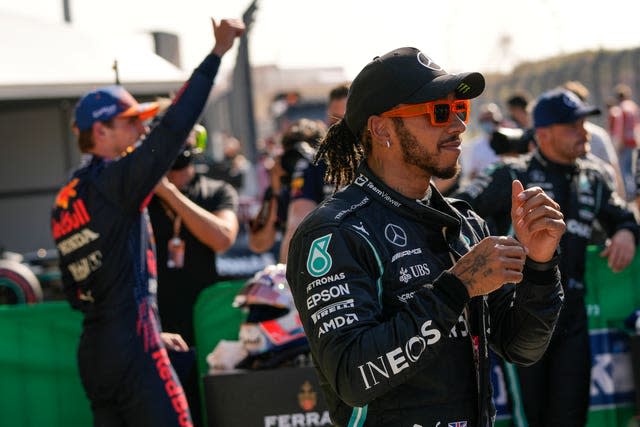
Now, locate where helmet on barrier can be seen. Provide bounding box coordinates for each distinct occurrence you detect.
[233,264,307,356]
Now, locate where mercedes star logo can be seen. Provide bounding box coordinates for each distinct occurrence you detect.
[385,224,407,247]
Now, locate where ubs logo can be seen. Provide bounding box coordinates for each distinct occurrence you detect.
[385,224,407,247]
[416,52,443,71]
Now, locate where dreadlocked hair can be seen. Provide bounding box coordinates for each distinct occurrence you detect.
[314,120,366,192]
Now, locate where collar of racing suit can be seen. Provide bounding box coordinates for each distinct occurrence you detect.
[352,161,482,267]
[533,148,580,176]
[354,162,461,226]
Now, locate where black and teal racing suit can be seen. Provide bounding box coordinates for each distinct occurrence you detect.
[286,162,563,427]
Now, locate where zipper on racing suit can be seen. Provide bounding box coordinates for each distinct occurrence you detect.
[442,226,480,392]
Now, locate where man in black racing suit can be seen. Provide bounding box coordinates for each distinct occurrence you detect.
[454,88,639,427]
[50,19,244,427]
[286,47,565,427]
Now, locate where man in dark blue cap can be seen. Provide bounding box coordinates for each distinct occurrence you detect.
[285,47,566,427]
[455,88,639,427]
[50,18,244,427]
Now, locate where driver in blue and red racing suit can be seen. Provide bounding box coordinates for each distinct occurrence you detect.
[50,18,244,427]
[286,47,565,427]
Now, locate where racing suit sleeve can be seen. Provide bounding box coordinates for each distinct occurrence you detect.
[287,224,471,407]
[456,204,563,367]
[594,175,640,245]
[486,263,563,366]
[93,54,222,213]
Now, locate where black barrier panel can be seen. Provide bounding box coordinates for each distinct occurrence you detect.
[204,367,333,427]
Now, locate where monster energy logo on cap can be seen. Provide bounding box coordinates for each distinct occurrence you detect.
[457,82,471,94]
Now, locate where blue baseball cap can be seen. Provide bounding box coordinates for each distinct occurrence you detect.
[533,88,600,128]
[74,85,159,131]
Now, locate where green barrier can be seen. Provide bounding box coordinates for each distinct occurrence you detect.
[1,248,638,427]
[584,245,640,427]
[496,244,640,427]
[193,279,247,377]
[0,281,248,427]
[193,279,247,427]
[0,301,91,427]
[585,244,640,330]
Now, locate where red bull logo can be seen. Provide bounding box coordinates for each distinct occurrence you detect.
[152,348,193,427]
[52,199,91,240]
[55,178,79,209]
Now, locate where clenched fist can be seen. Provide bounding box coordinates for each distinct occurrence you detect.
[211,18,246,57]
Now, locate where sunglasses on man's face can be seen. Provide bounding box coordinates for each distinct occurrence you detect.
[381,99,470,127]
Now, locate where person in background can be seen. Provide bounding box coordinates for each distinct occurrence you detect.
[564,80,625,197]
[50,18,244,427]
[286,47,565,427]
[277,118,332,262]
[635,148,640,214]
[327,83,349,126]
[610,83,640,200]
[506,90,532,129]
[246,148,286,255]
[459,102,503,185]
[207,133,252,195]
[149,127,239,427]
[607,95,624,149]
[454,88,639,427]
[248,85,348,262]
[276,85,350,262]
[247,119,328,261]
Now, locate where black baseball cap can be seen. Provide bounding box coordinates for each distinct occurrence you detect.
[171,145,196,170]
[344,47,485,137]
[533,88,601,128]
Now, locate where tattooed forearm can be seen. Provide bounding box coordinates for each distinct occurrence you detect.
[449,236,525,297]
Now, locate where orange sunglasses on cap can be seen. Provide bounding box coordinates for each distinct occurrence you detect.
[381,99,470,127]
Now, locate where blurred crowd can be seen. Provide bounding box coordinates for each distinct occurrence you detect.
[209,79,640,254]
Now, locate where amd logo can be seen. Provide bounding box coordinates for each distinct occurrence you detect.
[318,313,359,337]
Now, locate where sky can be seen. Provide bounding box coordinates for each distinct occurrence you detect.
[2,0,639,80]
